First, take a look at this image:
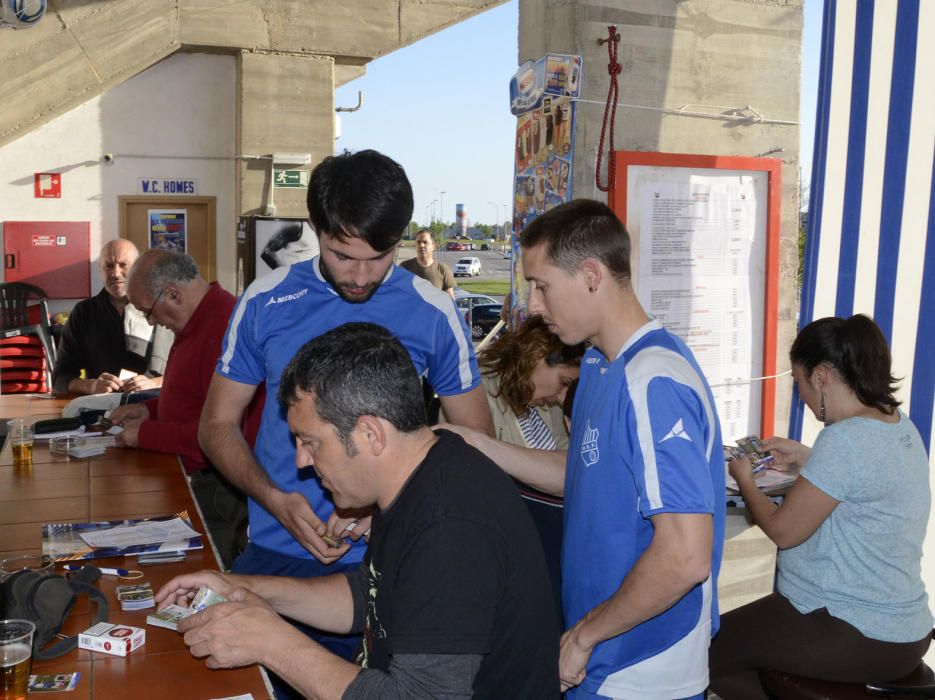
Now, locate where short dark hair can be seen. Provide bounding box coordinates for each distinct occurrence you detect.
[307,150,414,252]
[277,322,427,449]
[790,314,901,414]
[520,199,632,283]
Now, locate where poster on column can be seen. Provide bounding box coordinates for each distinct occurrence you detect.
[148,210,187,252]
[617,158,780,442]
[507,54,582,324]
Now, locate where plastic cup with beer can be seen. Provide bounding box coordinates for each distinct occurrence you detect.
[0,619,35,700]
[6,420,33,467]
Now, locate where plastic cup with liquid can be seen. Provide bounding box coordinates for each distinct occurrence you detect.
[0,619,35,700]
[6,420,33,467]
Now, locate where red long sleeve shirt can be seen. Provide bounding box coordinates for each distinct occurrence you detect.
[137,282,263,474]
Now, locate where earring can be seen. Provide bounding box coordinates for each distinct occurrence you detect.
[819,392,826,422]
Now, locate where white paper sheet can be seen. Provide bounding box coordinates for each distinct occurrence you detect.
[78,517,199,548]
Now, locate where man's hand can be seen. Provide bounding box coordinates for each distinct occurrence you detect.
[324,510,372,546]
[179,588,283,669]
[155,570,245,610]
[109,403,149,424]
[559,624,592,692]
[121,374,158,392]
[115,417,143,447]
[91,373,123,394]
[272,491,350,564]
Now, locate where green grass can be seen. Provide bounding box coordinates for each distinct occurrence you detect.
[457,280,510,296]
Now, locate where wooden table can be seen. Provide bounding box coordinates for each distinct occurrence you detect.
[0,396,271,699]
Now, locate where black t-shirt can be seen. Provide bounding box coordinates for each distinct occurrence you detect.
[51,290,147,393]
[356,429,559,698]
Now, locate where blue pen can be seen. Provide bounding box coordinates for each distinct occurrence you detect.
[64,564,130,576]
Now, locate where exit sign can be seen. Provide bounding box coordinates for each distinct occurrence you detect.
[274,170,309,188]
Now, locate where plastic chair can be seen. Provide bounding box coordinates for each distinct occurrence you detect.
[0,282,57,391]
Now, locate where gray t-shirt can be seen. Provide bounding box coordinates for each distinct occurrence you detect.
[777,412,933,642]
[399,258,455,292]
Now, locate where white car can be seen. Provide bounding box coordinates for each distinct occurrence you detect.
[454,256,481,277]
[502,247,513,259]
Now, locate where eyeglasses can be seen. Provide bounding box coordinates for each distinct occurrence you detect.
[143,287,166,322]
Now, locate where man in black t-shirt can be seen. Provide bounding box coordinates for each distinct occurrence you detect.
[156,322,559,699]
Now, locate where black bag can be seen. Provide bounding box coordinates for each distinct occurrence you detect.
[0,564,108,660]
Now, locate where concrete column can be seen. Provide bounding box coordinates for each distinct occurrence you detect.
[520,0,803,437]
[237,51,335,218]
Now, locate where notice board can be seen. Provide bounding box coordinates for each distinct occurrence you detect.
[610,151,781,441]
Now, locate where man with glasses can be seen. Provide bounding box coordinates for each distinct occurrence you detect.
[109,249,263,568]
[52,239,171,394]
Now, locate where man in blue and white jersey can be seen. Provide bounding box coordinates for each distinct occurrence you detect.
[198,150,493,662]
[449,199,724,699]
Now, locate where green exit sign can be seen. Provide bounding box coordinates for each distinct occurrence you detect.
[273,170,309,188]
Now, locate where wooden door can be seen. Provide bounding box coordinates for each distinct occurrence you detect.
[119,196,217,282]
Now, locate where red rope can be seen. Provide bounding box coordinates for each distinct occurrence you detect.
[595,25,621,193]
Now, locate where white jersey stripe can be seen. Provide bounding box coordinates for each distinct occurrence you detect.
[219,265,291,376]
[626,346,717,511]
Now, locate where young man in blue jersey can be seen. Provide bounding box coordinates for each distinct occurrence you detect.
[197,150,493,666]
[448,199,725,699]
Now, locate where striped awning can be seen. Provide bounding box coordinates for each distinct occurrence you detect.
[794,0,935,450]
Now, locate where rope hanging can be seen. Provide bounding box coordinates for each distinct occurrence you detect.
[595,25,622,193]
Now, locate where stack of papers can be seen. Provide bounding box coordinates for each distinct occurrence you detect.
[147,586,227,631]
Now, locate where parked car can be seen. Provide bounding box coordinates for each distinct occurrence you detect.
[502,247,513,259]
[465,303,504,340]
[446,241,466,251]
[480,243,489,251]
[454,256,481,277]
[453,290,497,313]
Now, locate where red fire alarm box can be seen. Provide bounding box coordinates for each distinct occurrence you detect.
[3,221,91,299]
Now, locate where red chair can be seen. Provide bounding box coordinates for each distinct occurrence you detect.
[0,282,57,393]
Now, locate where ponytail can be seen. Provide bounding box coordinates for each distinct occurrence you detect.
[790,314,900,414]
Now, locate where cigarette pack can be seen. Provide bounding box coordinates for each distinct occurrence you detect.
[78,622,145,657]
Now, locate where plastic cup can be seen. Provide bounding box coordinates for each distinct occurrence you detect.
[6,420,33,468]
[0,555,53,584]
[0,619,35,700]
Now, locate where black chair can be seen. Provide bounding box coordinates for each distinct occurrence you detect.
[761,634,935,699]
[0,282,57,391]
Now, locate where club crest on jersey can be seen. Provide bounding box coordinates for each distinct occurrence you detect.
[581,420,600,467]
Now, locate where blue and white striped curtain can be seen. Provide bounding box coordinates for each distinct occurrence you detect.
[794,0,935,454]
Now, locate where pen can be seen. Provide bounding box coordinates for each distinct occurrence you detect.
[64,564,131,576]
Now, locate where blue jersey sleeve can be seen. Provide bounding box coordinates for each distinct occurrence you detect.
[625,376,716,518]
[425,302,480,397]
[216,290,265,386]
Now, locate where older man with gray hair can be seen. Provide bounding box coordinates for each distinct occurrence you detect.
[109,249,262,568]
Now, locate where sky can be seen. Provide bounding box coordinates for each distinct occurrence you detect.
[335,0,824,227]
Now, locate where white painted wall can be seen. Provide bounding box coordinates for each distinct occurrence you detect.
[0,52,237,312]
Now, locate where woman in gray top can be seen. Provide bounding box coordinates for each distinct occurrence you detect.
[709,314,933,699]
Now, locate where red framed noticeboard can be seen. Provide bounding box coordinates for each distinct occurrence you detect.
[609,151,781,441]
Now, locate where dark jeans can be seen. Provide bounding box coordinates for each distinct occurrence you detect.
[709,592,931,699]
[189,467,247,570]
[233,542,362,700]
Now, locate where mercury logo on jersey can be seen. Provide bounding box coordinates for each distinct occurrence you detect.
[581,420,600,467]
[264,288,309,306]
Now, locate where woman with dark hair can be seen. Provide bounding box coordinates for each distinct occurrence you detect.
[476,315,585,620]
[709,314,933,698]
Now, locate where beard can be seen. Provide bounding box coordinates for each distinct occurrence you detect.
[319,257,382,304]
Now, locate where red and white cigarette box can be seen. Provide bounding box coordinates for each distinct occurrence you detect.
[79,622,146,657]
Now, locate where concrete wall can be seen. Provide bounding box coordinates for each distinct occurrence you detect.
[519,0,803,438]
[0,52,237,307]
